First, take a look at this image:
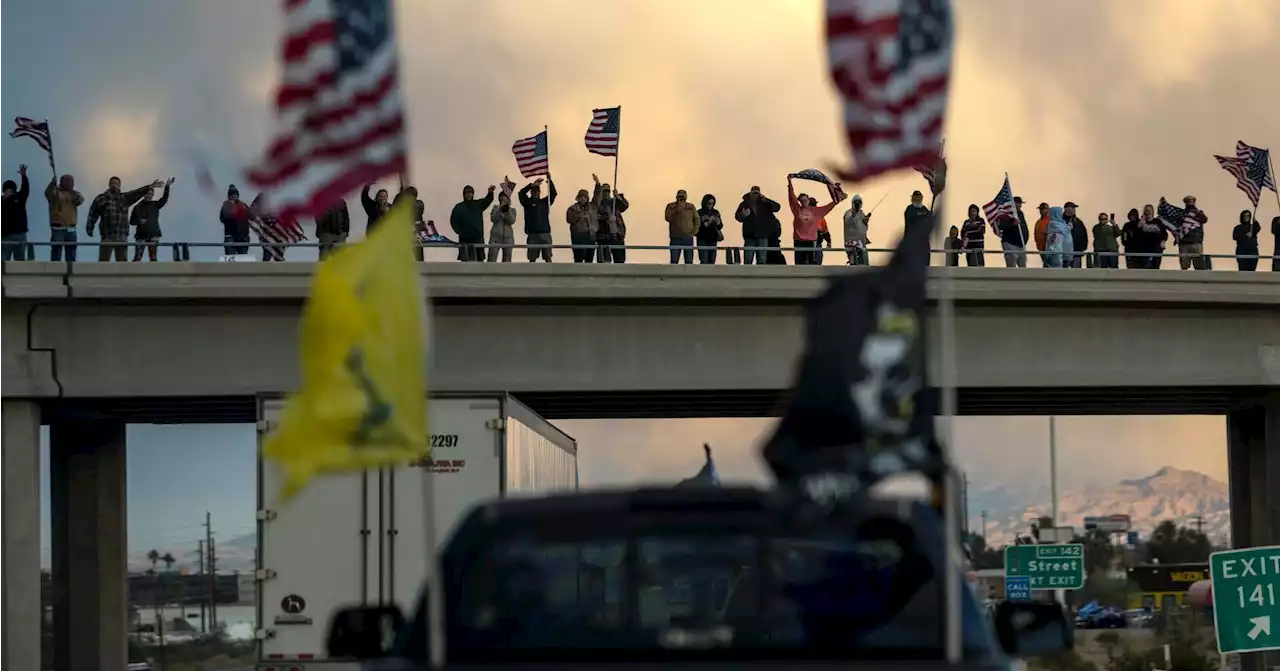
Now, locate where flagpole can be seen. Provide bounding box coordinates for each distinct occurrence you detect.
[1269,151,1280,220]
[934,185,963,665]
[611,108,621,247]
[45,118,57,177]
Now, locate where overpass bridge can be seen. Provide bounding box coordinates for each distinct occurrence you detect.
[3,262,1278,671]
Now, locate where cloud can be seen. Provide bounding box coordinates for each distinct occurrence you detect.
[73,108,162,187]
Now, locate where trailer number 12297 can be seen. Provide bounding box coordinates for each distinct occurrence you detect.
[431,434,459,448]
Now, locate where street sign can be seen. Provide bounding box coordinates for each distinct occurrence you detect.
[1004,544,1086,590]
[1209,546,1280,654]
[1005,576,1032,601]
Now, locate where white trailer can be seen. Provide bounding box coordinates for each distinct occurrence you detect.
[253,394,578,670]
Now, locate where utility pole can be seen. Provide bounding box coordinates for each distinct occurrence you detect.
[197,539,206,633]
[961,472,970,536]
[204,512,217,633]
[980,510,988,544]
[1191,515,1205,535]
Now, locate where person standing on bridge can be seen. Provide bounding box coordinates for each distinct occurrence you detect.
[219,185,252,256]
[1033,202,1050,267]
[696,194,723,265]
[1175,195,1208,271]
[487,190,517,263]
[2,164,31,261]
[315,198,351,260]
[88,175,165,262]
[665,189,700,264]
[1232,210,1261,272]
[128,178,173,262]
[520,177,557,262]
[46,172,84,262]
[995,197,1029,268]
[1137,204,1168,269]
[451,185,494,263]
[1271,216,1280,272]
[1120,208,1142,268]
[843,194,870,266]
[592,174,628,264]
[1092,212,1120,269]
[787,177,839,266]
[959,204,986,267]
[1062,202,1088,268]
[1044,206,1071,269]
[565,188,598,263]
[359,184,391,233]
[735,186,782,265]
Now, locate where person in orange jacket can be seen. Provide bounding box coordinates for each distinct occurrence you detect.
[1033,201,1051,266]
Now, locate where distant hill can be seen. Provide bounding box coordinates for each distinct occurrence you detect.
[979,466,1229,546]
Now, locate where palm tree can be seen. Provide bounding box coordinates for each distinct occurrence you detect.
[146,549,160,578]
[161,552,176,573]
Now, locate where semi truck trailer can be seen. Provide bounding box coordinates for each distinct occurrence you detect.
[253,394,578,670]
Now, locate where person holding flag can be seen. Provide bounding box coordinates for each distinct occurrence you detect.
[487,187,518,263]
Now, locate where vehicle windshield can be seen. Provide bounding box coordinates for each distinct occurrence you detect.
[400,517,994,661]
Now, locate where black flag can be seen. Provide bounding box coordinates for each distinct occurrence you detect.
[762,205,944,499]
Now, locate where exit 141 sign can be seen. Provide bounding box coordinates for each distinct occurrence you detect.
[1210,546,1280,654]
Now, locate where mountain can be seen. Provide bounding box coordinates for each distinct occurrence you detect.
[978,466,1230,547]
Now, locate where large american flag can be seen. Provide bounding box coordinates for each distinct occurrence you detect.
[584,107,621,157]
[982,175,1015,234]
[249,194,308,250]
[244,0,407,224]
[827,0,953,182]
[1215,155,1261,207]
[1156,200,1195,237]
[10,117,55,170]
[512,131,549,178]
[1236,141,1276,193]
[790,169,849,205]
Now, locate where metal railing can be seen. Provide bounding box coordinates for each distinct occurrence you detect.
[1,239,1276,270]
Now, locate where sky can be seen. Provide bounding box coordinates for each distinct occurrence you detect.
[9,0,1275,563]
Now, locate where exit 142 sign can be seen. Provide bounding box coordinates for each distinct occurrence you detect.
[1210,546,1280,654]
[1004,544,1086,590]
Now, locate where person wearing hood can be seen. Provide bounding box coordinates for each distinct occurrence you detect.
[591,174,628,263]
[88,175,166,262]
[2,164,31,261]
[1120,209,1142,268]
[943,224,962,267]
[450,184,495,262]
[996,196,1030,268]
[1232,210,1261,272]
[314,198,351,260]
[1044,206,1072,268]
[360,184,392,233]
[786,176,838,266]
[128,179,173,262]
[45,172,85,262]
[695,194,723,264]
[519,176,558,262]
[487,190,518,263]
[734,185,782,265]
[220,185,253,255]
[665,189,700,264]
[959,204,986,267]
[1175,195,1209,270]
[565,188,598,263]
[1092,212,1121,269]
[1062,202,1088,268]
[843,194,870,266]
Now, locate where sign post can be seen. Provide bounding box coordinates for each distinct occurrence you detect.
[1005,576,1032,601]
[1004,544,1086,591]
[1209,546,1280,654]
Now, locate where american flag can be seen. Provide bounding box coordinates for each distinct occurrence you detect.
[584,107,621,157]
[500,176,516,199]
[1235,141,1276,193]
[827,0,954,182]
[244,0,407,224]
[511,131,549,178]
[790,169,849,205]
[10,117,55,170]
[982,175,1016,234]
[1215,155,1261,207]
[249,194,307,254]
[1156,199,1194,237]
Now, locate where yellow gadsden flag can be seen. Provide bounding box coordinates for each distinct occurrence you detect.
[265,200,428,503]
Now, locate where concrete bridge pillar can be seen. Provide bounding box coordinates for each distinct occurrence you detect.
[49,420,128,671]
[2,400,42,671]
[1226,395,1280,671]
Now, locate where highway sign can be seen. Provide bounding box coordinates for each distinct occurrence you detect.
[1210,546,1280,654]
[1084,514,1131,533]
[1004,544,1086,590]
[1005,576,1032,601]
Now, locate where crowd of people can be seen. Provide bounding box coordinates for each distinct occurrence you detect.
[3,163,1278,272]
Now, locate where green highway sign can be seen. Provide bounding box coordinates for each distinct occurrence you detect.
[1004,544,1085,590]
[1210,546,1280,654]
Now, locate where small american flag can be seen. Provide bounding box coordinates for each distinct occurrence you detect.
[1235,141,1276,193]
[244,0,408,224]
[1215,155,1261,207]
[789,169,848,205]
[982,175,1016,234]
[10,117,55,170]
[512,131,549,178]
[584,107,621,157]
[249,194,308,260]
[500,176,516,199]
[827,0,954,182]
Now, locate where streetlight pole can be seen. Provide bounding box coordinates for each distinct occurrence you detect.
[1049,415,1063,607]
